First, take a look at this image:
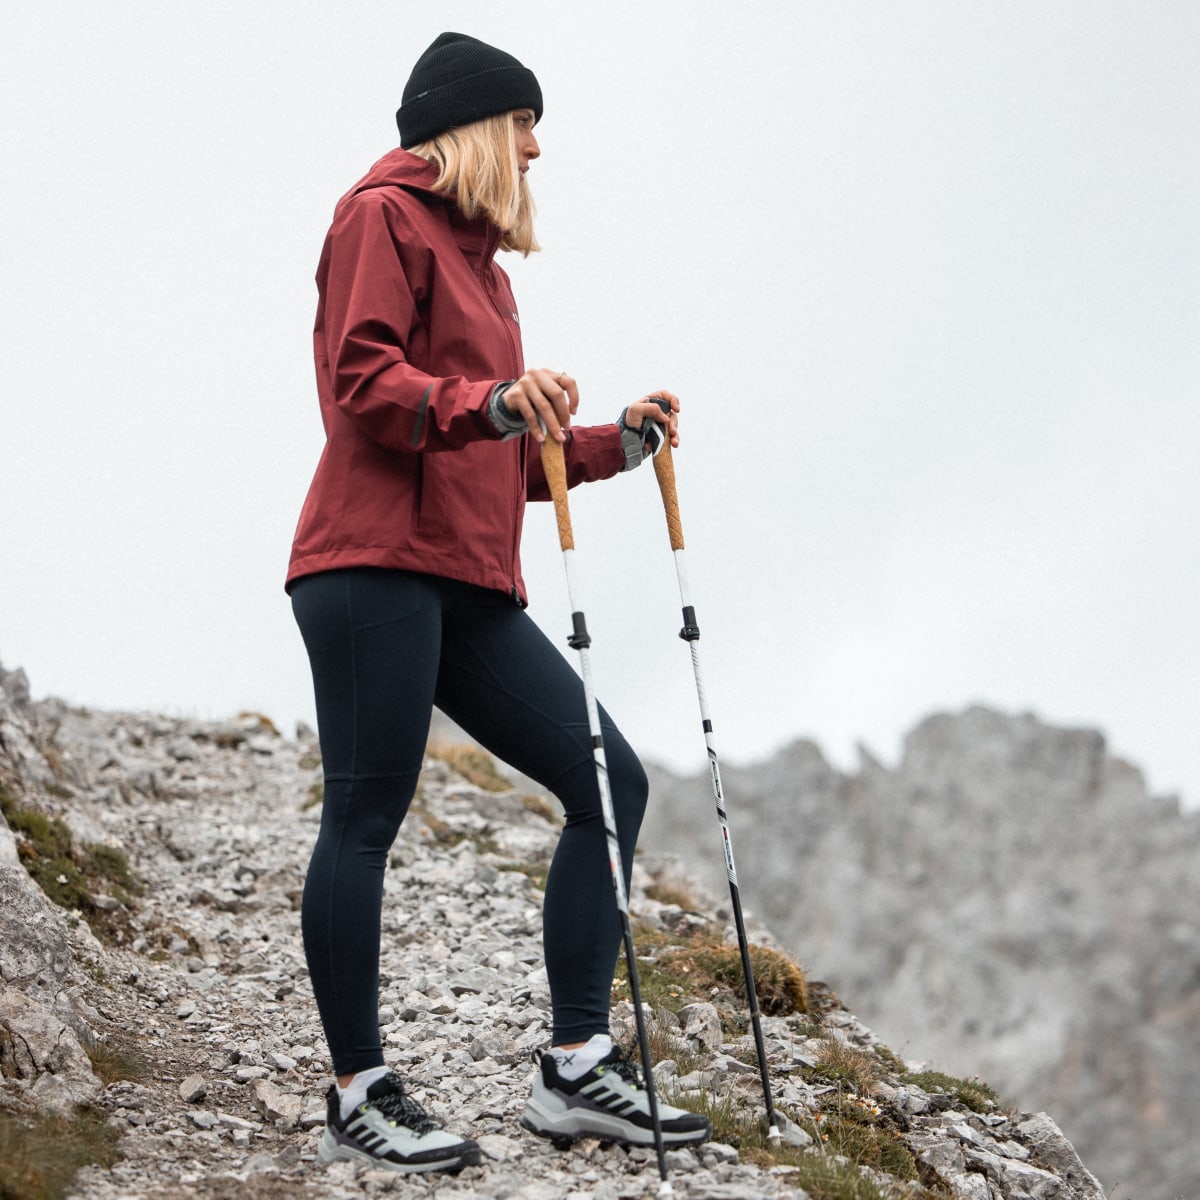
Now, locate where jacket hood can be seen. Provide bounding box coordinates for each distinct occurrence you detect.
[349,147,444,200]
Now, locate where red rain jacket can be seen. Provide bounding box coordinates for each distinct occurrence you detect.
[286,149,624,601]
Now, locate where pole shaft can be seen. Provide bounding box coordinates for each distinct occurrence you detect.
[652,442,780,1139]
[540,436,670,1182]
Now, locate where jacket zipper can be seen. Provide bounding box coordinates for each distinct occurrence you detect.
[476,228,526,603]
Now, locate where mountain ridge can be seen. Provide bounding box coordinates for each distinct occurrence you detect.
[637,705,1198,1199]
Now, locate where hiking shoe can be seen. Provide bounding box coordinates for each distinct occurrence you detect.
[520,1045,712,1148]
[317,1072,481,1174]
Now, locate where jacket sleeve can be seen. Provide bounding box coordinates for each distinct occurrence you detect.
[524,425,626,500]
[315,191,500,453]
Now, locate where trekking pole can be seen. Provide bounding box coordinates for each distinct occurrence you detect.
[650,428,781,1143]
[540,435,673,1195]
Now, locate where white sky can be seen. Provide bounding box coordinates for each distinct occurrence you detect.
[3,2,1197,807]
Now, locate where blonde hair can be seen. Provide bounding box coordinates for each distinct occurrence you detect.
[409,112,540,256]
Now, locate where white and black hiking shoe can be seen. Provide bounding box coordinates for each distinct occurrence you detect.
[317,1072,481,1174]
[520,1045,712,1148]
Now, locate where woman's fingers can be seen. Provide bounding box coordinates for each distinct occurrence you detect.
[625,391,681,446]
[505,369,577,442]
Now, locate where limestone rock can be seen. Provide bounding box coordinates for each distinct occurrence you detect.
[0,985,101,1112]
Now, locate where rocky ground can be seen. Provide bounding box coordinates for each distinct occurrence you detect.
[1,664,1105,1200]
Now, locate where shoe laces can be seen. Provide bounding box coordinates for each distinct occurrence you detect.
[598,1044,645,1090]
[368,1073,440,1135]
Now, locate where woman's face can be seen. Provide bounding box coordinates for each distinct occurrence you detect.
[512,109,540,176]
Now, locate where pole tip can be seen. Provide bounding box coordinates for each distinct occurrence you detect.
[656,1181,674,1198]
[767,1123,782,1143]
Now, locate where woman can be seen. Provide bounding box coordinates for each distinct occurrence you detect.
[287,32,711,1175]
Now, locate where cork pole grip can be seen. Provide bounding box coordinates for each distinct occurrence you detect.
[540,436,574,551]
[652,441,685,551]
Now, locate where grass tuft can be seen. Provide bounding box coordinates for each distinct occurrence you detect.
[520,792,560,825]
[236,711,280,735]
[815,1036,882,1095]
[0,1106,122,1200]
[611,924,809,1019]
[80,1032,150,1086]
[643,878,703,909]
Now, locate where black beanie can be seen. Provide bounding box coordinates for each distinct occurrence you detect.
[397,32,543,148]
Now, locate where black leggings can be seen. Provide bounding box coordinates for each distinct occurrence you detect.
[291,567,648,1076]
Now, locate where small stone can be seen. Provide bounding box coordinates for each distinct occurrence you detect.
[217,1111,260,1131]
[664,1146,701,1172]
[678,1001,723,1051]
[242,1151,279,1175]
[703,1141,740,1164]
[252,1079,303,1127]
[476,1132,521,1160]
[179,1074,208,1103]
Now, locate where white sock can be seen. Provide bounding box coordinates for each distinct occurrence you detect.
[550,1033,613,1081]
[336,1064,390,1121]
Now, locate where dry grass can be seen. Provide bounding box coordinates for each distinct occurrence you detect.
[643,877,703,909]
[520,792,561,825]
[611,923,808,1020]
[0,1107,122,1200]
[426,741,512,793]
[815,1035,882,1096]
[80,1031,150,1086]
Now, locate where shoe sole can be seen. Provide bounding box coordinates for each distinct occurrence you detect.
[318,1129,481,1174]
[520,1104,710,1149]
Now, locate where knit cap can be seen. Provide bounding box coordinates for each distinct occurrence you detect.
[397,32,542,148]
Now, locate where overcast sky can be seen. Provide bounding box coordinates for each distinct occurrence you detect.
[3,2,1197,809]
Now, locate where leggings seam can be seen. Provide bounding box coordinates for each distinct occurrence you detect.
[324,573,360,1064]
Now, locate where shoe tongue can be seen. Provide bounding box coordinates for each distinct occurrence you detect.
[365,1072,401,1100]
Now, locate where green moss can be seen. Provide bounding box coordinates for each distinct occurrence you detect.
[872,1043,907,1074]
[807,1097,918,1181]
[683,1092,919,1199]
[0,787,142,943]
[783,1151,908,1200]
[901,1070,1000,1113]
[85,843,140,902]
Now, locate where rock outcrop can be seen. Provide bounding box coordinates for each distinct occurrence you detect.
[639,706,1198,1199]
[1,666,1106,1199]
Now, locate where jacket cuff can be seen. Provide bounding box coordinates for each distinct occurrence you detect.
[487,382,526,440]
